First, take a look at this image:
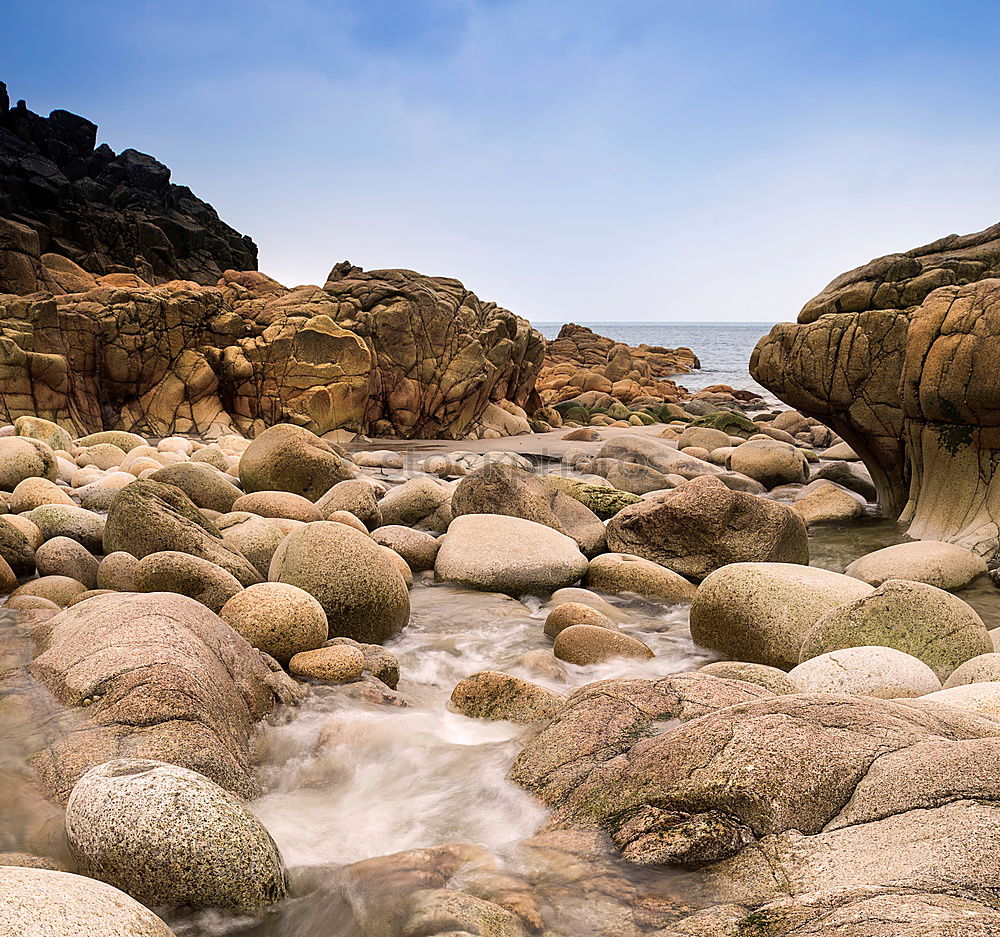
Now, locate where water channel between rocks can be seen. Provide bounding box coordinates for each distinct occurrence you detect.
[3,505,999,935]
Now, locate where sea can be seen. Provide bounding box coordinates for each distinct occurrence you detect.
[535,320,781,404]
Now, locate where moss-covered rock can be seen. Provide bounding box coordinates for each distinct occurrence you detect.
[690,411,758,436]
[540,475,643,520]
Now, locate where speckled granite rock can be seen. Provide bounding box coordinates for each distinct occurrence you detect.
[66,758,287,910]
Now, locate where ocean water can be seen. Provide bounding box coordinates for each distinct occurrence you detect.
[535,320,781,403]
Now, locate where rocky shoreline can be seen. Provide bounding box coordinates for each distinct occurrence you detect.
[2,407,1000,936]
[5,82,1000,937]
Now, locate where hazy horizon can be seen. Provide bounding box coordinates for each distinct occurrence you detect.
[4,0,998,323]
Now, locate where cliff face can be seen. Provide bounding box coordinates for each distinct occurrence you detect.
[0,82,257,292]
[751,220,1000,557]
[0,264,544,441]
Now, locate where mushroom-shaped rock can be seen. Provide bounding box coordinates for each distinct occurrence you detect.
[606,487,808,581]
[750,223,1000,559]
[66,759,287,911]
[269,520,409,643]
[434,514,588,596]
[690,563,873,670]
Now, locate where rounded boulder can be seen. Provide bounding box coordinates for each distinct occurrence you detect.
[690,562,874,670]
[0,866,176,936]
[434,514,589,596]
[65,758,288,911]
[799,579,992,680]
[220,582,328,664]
[788,645,942,698]
[269,520,409,643]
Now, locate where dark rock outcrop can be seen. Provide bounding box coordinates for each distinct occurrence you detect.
[751,220,1000,557]
[0,82,257,290]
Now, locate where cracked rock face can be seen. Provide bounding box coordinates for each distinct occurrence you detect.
[24,591,289,802]
[513,687,1000,920]
[0,264,544,440]
[0,88,544,441]
[751,220,1000,557]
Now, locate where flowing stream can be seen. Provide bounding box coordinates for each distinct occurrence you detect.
[3,516,1000,935]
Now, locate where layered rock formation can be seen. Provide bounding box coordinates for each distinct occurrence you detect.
[0,264,543,439]
[0,82,257,291]
[537,323,698,406]
[752,220,1000,557]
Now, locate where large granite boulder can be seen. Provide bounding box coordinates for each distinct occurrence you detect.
[751,220,1000,557]
[451,463,606,555]
[25,592,292,801]
[103,480,262,586]
[605,486,809,580]
[321,262,544,438]
[66,759,288,911]
[0,866,176,936]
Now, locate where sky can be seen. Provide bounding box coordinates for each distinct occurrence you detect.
[3,0,999,323]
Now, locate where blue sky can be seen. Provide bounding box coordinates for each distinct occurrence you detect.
[3,0,999,322]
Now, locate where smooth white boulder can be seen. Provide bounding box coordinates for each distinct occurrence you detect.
[435,514,588,596]
[789,646,942,698]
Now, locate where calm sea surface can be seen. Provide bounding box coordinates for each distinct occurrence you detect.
[535,320,782,403]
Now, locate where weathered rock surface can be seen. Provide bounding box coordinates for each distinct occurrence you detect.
[26,592,288,801]
[0,866,177,936]
[0,229,543,443]
[103,480,262,586]
[751,219,1000,557]
[606,487,809,581]
[799,579,992,679]
[510,673,774,809]
[515,690,1000,878]
[66,758,287,910]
